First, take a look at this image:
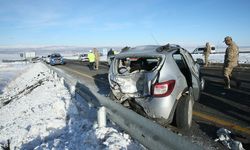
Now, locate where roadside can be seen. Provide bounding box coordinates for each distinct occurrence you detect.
[53,60,230,150]
[0,62,145,150]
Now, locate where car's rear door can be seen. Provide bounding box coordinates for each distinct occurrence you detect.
[180,49,201,101]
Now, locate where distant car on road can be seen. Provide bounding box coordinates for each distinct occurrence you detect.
[192,46,216,54]
[78,54,89,62]
[49,53,65,65]
[45,55,51,64]
[108,44,203,130]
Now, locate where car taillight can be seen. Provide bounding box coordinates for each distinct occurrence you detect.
[153,80,176,97]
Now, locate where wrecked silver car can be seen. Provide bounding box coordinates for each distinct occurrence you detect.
[108,44,202,130]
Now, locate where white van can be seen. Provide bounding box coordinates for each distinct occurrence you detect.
[192,46,216,54]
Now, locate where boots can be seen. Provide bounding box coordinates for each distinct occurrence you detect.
[224,78,231,89]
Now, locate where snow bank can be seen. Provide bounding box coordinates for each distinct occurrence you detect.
[0,62,144,150]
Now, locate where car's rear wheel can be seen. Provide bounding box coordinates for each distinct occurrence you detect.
[175,90,194,130]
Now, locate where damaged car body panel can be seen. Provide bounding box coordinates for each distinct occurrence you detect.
[108,44,201,129]
[109,55,162,101]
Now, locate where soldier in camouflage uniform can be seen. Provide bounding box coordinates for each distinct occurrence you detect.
[204,42,211,67]
[223,36,239,89]
[93,48,100,70]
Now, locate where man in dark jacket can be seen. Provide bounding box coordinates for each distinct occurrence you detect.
[107,49,115,66]
[107,49,114,57]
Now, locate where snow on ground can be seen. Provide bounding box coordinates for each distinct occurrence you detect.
[0,62,31,94]
[0,62,145,150]
[191,53,250,64]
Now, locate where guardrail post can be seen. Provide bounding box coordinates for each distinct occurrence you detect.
[97,106,106,127]
[54,72,58,80]
[60,77,64,85]
[70,86,76,98]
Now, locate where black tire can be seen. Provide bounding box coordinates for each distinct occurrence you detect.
[175,92,194,130]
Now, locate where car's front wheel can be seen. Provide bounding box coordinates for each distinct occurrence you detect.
[175,90,194,130]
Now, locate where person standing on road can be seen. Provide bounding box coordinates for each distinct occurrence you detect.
[204,42,211,67]
[107,48,115,66]
[223,36,239,89]
[87,50,95,70]
[93,48,100,70]
[107,48,114,57]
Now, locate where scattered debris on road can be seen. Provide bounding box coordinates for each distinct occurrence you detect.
[215,128,245,150]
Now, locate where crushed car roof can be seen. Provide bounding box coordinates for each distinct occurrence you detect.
[118,44,181,56]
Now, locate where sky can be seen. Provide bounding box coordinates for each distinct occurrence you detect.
[0,0,250,48]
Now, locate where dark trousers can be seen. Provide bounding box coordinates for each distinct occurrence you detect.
[89,62,94,70]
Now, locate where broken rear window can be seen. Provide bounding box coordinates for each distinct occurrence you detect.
[116,57,161,74]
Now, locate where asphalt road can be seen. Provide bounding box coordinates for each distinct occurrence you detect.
[54,60,250,149]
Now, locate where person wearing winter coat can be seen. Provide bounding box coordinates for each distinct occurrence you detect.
[204,42,211,67]
[87,50,95,70]
[223,36,239,89]
[93,48,100,70]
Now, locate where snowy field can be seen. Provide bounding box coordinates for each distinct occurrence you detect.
[1,47,250,64]
[0,62,30,94]
[0,62,144,150]
[191,53,250,64]
[62,51,250,64]
[64,53,250,64]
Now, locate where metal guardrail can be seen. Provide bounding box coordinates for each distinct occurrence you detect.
[45,63,202,150]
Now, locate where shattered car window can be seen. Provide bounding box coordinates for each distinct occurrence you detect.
[116,57,161,74]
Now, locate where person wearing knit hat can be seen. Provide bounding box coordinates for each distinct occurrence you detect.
[223,36,239,89]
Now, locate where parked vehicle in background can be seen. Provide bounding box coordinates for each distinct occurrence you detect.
[49,53,65,65]
[78,53,89,62]
[192,46,216,54]
[45,55,50,64]
[108,44,203,130]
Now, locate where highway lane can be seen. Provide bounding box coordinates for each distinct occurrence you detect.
[54,60,250,148]
[200,65,250,92]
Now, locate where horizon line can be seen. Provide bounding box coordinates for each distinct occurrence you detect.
[1,44,250,49]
